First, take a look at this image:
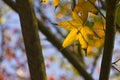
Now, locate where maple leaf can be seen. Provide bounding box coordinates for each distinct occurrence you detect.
[58,12,97,51]
[74,0,98,23]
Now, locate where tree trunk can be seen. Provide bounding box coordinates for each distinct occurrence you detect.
[99,0,117,80]
[16,0,46,80]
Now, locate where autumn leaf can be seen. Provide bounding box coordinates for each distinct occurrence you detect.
[74,0,98,23]
[41,0,60,8]
[58,12,98,51]
[41,0,49,2]
[53,0,60,8]
[62,29,80,48]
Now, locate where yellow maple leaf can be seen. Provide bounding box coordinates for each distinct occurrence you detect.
[58,12,97,50]
[62,29,79,48]
[74,0,98,23]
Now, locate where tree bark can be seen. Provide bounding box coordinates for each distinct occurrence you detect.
[16,0,46,80]
[99,0,117,80]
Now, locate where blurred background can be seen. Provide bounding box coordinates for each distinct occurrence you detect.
[0,0,120,80]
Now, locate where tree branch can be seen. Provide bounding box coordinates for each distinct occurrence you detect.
[88,0,106,19]
[90,48,102,75]
[3,0,93,80]
[38,19,93,80]
[16,0,46,80]
[99,0,117,80]
[72,0,76,10]
[99,0,107,10]
[3,0,18,12]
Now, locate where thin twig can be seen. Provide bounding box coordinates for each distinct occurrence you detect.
[72,0,76,11]
[88,0,106,19]
[112,65,120,73]
[77,42,85,65]
[99,0,106,10]
[97,0,106,32]
[112,59,120,64]
[90,48,102,75]
[36,5,66,38]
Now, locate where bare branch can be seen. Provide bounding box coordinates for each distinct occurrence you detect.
[16,0,47,80]
[90,48,102,75]
[99,0,117,80]
[99,0,107,10]
[88,0,106,19]
[72,0,76,10]
[112,65,120,73]
[112,59,120,64]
